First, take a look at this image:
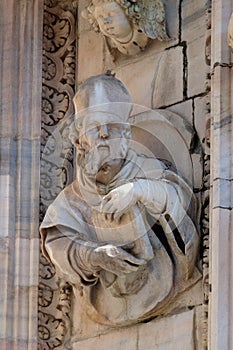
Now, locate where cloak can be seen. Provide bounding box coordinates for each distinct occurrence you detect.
[40,150,200,325]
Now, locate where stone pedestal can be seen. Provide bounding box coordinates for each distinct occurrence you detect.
[73,309,199,350]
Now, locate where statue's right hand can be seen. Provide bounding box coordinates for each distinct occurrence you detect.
[90,244,146,277]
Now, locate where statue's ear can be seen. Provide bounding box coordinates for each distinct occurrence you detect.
[69,121,79,146]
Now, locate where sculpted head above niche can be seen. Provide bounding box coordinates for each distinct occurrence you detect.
[82,0,169,55]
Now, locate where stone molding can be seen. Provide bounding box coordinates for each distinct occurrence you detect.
[0,0,43,348]
[209,0,233,349]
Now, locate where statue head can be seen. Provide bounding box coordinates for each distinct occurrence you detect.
[88,0,134,43]
[70,74,133,178]
[82,0,169,55]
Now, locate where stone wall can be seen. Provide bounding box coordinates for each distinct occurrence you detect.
[0,0,233,349]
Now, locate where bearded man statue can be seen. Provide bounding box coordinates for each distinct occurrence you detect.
[40,73,200,328]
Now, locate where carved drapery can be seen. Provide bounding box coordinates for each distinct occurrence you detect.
[38,1,76,349]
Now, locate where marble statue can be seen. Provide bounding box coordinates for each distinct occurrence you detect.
[40,73,200,328]
[82,0,169,55]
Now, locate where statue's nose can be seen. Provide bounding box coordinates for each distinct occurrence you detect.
[99,124,109,139]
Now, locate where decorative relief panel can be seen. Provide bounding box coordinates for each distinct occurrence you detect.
[39,0,76,348]
[201,7,211,348]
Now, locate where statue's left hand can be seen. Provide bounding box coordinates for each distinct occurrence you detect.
[100,182,138,222]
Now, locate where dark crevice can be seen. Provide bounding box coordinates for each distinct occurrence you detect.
[158,91,207,110]
[213,177,233,182]
[213,62,233,69]
[182,41,188,99]
[213,206,233,211]
[151,223,174,263]
[173,228,185,254]
[178,0,183,43]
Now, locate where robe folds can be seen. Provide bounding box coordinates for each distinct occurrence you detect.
[40,149,201,325]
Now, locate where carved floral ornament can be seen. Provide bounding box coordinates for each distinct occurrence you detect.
[40,74,201,346]
[39,1,76,348]
[82,0,169,55]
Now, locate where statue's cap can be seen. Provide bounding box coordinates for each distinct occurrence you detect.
[73,73,132,122]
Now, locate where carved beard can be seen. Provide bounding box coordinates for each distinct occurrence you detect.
[77,137,130,177]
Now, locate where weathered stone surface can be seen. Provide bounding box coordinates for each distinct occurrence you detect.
[14,238,40,287]
[209,2,233,347]
[0,0,43,349]
[194,305,206,350]
[191,153,203,190]
[78,0,92,34]
[116,54,161,108]
[168,99,193,126]
[73,326,138,350]
[73,309,195,350]
[116,47,184,109]
[211,66,233,182]
[152,47,184,107]
[182,0,208,96]
[78,31,104,83]
[0,175,14,235]
[187,36,207,97]
[194,95,209,146]
[138,310,194,349]
[211,1,232,64]
[163,0,179,42]
[210,208,233,349]
[212,178,232,209]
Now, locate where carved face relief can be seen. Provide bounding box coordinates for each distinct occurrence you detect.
[93,1,132,43]
[83,0,169,55]
[77,114,131,177]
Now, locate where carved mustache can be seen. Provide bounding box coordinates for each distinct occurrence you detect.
[82,138,129,176]
[84,144,110,176]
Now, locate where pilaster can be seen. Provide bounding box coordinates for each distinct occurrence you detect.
[0,0,43,348]
[209,0,233,348]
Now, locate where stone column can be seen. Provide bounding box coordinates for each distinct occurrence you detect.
[0,0,43,349]
[209,0,233,348]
